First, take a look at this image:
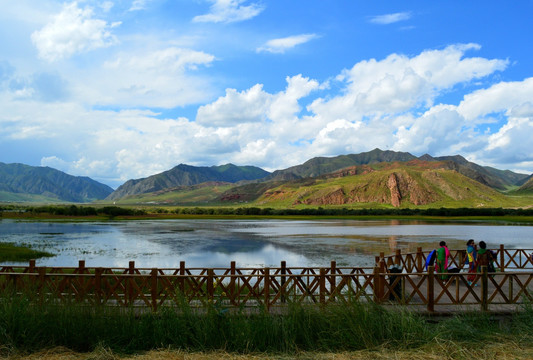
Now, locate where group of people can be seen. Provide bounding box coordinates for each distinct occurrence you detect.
[435,239,495,284]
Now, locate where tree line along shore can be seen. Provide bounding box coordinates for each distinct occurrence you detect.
[2,204,533,219]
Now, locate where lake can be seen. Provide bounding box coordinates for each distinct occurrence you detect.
[0,219,532,268]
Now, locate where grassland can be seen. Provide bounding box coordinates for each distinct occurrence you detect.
[1,293,532,359]
[0,243,54,262]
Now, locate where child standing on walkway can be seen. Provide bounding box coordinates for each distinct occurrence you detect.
[465,239,477,284]
[436,241,450,280]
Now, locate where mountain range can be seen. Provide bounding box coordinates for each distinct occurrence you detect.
[1,149,532,206]
[0,162,113,203]
[106,163,269,201]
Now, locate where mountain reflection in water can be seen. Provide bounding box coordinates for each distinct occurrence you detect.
[0,219,531,268]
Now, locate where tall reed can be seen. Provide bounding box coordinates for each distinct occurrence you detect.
[1,292,532,355]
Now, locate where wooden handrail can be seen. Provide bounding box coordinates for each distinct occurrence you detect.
[1,253,532,313]
[376,245,533,272]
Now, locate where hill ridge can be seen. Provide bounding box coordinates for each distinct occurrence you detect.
[0,162,113,202]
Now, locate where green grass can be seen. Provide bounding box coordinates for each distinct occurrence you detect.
[0,243,54,262]
[1,292,532,356]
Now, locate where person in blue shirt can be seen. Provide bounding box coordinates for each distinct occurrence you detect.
[464,239,477,285]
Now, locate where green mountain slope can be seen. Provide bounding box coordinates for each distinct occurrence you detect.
[510,175,533,194]
[262,149,528,191]
[110,182,235,205]
[424,154,529,190]
[0,162,113,203]
[107,164,270,200]
[264,148,416,180]
[253,162,516,208]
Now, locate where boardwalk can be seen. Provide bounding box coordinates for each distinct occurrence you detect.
[1,245,532,314]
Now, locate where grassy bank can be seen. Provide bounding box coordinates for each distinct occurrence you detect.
[6,342,533,360]
[1,293,532,358]
[0,243,54,262]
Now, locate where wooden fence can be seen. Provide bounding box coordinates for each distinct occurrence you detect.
[1,245,532,313]
[377,245,533,273]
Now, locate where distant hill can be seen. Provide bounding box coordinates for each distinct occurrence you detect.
[105,149,531,206]
[0,162,113,203]
[263,149,528,191]
[512,175,533,194]
[106,164,270,200]
[264,148,416,181]
[422,154,528,190]
[252,160,515,208]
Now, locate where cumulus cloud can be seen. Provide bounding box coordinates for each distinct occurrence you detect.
[309,44,508,121]
[393,105,471,155]
[193,0,264,23]
[257,34,318,54]
[2,41,532,186]
[196,74,319,129]
[31,2,120,61]
[196,84,271,127]
[458,77,533,121]
[369,12,412,25]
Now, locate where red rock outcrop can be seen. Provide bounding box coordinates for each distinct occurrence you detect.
[387,173,402,207]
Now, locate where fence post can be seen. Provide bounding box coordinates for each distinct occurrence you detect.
[395,249,401,266]
[78,260,85,273]
[128,261,135,306]
[509,274,514,302]
[179,261,185,294]
[151,268,158,312]
[373,266,381,303]
[416,247,423,272]
[281,261,286,303]
[427,266,434,313]
[29,259,36,290]
[499,244,505,272]
[481,265,488,311]
[207,269,214,303]
[264,268,270,312]
[38,267,46,303]
[230,261,236,304]
[320,267,326,305]
[77,260,86,301]
[330,260,336,301]
[95,267,102,305]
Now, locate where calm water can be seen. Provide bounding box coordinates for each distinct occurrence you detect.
[0,219,532,268]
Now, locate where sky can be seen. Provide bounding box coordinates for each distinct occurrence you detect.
[1,1,533,189]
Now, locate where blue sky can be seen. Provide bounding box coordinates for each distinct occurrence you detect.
[1,0,532,188]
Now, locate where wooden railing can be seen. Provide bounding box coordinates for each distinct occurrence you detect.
[376,245,533,273]
[1,246,532,314]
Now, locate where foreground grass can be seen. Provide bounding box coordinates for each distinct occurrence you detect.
[4,341,533,360]
[0,243,54,262]
[1,293,533,359]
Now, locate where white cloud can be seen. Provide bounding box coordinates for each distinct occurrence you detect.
[129,0,152,12]
[393,105,471,155]
[78,47,216,108]
[31,2,120,61]
[2,40,532,187]
[369,12,412,25]
[193,0,264,23]
[484,110,533,162]
[257,34,318,54]
[309,44,507,121]
[196,84,271,127]
[196,74,319,129]
[458,77,533,121]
